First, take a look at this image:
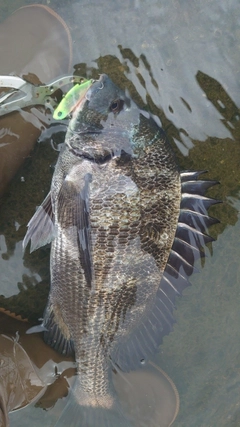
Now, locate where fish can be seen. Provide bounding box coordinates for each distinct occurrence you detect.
[23,73,219,426]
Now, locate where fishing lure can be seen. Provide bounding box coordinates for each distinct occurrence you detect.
[53,79,93,120]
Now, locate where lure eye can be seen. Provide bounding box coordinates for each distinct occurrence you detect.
[109,99,124,114]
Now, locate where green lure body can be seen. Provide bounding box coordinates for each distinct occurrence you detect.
[53,79,93,120]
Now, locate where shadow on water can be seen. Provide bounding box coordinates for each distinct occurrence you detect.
[0,0,240,426]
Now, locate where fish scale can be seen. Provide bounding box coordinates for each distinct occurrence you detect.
[23,74,219,427]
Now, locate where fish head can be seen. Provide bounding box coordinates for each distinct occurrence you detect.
[86,74,128,117]
[67,74,145,159]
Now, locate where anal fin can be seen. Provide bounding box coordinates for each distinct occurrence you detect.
[42,307,74,357]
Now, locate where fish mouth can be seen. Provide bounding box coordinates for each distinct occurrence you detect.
[85,74,129,114]
[85,74,106,100]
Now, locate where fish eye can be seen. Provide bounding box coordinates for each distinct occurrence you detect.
[109,99,124,114]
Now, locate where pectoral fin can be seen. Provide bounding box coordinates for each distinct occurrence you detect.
[57,169,93,288]
[22,191,55,253]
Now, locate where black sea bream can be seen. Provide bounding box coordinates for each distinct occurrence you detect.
[23,74,218,426]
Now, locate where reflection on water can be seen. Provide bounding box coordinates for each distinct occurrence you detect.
[0,0,240,426]
[0,236,42,297]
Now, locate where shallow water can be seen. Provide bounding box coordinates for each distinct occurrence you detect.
[0,0,240,426]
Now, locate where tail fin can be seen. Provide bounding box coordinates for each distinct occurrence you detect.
[54,392,133,427]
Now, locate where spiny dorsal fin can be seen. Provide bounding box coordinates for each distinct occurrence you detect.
[111,171,220,372]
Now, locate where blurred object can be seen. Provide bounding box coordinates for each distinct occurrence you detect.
[0,310,179,427]
[0,75,88,118]
[114,361,180,427]
[0,4,72,85]
[0,4,72,197]
[0,334,46,427]
[0,310,75,427]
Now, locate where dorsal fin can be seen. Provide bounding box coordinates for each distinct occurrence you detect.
[111,171,220,371]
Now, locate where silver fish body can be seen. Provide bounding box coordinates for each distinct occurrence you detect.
[23,74,218,426]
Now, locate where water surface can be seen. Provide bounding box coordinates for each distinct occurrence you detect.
[0,0,239,426]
